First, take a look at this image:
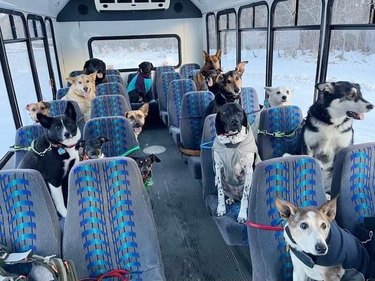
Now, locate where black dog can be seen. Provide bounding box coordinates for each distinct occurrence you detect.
[127,61,154,103]
[18,101,81,218]
[83,58,107,85]
[205,61,248,116]
[76,136,109,161]
[132,154,161,187]
[138,61,154,76]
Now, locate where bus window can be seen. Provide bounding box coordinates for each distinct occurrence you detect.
[324,0,375,143]
[206,13,217,55]
[217,9,237,71]
[271,0,323,115]
[89,35,181,71]
[239,3,268,100]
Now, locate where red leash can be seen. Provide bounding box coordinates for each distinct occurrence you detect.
[80,269,129,281]
[246,221,284,231]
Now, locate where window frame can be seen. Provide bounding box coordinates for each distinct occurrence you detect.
[217,8,238,64]
[205,12,217,53]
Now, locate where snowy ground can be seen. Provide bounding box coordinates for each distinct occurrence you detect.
[1,47,374,157]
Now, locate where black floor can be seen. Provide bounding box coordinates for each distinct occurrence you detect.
[138,120,252,281]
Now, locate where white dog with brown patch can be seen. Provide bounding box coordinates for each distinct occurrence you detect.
[276,197,369,281]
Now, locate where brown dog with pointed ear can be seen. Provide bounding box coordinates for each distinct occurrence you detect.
[125,103,149,140]
[26,101,51,123]
[194,49,222,91]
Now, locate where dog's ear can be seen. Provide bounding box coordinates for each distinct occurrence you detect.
[25,103,32,110]
[97,136,109,144]
[319,196,338,222]
[215,49,222,60]
[75,140,85,149]
[235,61,248,76]
[150,154,161,163]
[89,71,97,81]
[65,101,77,122]
[264,87,273,98]
[242,109,248,129]
[275,197,298,219]
[66,77,76,85]
[125,111,130,118]
[315,82,335,94]
[37,113,54,129]
[215,112,225,135]
[42,101,51,109]
[139,103,149,116]
[203,50,209,61]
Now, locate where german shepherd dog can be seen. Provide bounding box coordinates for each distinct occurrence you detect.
[205,61,248,116]
[193,49,222,91]
[303,81,373,192]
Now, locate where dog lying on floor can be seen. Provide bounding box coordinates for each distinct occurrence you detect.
[213,102,260,223]
[62,72,97,122]
[76,136,109,161]
[302,81,373,192]
[276,197,369,281]
[125,103,149,140]
[26,101,51,123]
[193,49,222,91]
[205,61,248,116]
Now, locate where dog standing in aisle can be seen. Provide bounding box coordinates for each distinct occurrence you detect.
[125,103,149,140]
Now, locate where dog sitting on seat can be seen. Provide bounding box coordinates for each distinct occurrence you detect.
[76,136,109,161]
[125,103,149,140]
[276,197,369,281]
[213,102,259,223]
[83,58,107,86]
[193,49,222,91]
[26,101,51,123]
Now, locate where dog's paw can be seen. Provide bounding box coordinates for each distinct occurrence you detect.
[237,208,247,223]
[225,198,234,205]
[237,215,247,224]
[217,205,226,216]
[58,207,68,218]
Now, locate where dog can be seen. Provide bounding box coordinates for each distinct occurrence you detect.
[127,61,154,103]
[193,49,222,91]
[75,136,109,161]
[25,101,51,123]
[132,154,161,186]
[251,86,293,141]
[205,61,248,117]
[213,102,259,223]
[83,58,107,86]
[125,103,149,140]
[18,101,81,218]
[276,197,369,280]
[62,72,97,122]
[303,81,373,192]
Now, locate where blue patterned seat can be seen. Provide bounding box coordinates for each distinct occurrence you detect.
[49,99,86,135]
[106,74,124,86]
[63,157,166,280]
[69,70,83,77]
[96,82,130,105]
[83,116,140,158]
[158,72,181,125]
[241,87,260,126]
[179,63,200,79]
[154,65,175,99]
[0,169,61,256]
[257,105,304,160]
[106,69,121,76]
[331,142,375,233]
[56,87,69,100]
[13,124,45,168]
[167,79,197,146]
[179,91,214,154]
[248,156,326,280]
[91,95,131,118]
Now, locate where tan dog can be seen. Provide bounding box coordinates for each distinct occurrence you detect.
[125,103,149,140]
[25,101,51,123]
[194,49,222,91]
[62,72,97,121]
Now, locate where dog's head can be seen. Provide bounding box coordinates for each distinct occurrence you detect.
[315,81,374,120]
[37,101,81,147]
[201,49,222,86]
[215,102,248,136]
[216,61,248,99]
[76,136,109,160]
[133,154,161,183]
[138,61,154,77]
[26,101,51,123]
[265,86,293,107]
[276,197,338,256]
[66,73,97,99]
[125,103,149,137]
[83,58,107,84]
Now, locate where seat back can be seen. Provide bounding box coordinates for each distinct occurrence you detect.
[331,142,375,233]
[96,82,131,105]
[179,63,200,79]
[63,157,166,280]
[241,87,260,125]
[0,169,61,256]
[158,71,181,112]
[13,124,45,168]
[49,99,86,135]
[69,70,83,77]
[248,156,326,281]
[168,79,197,129]
[106,74,124,85]
[106,69,121,76]
[180,91,214,150]
[83,116,140,157]
[91,95,131,118]
[154,66,175,99]
[56,87,69,100]
[257,106,304,160]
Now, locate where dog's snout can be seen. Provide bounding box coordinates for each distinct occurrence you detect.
[367,104,374,111]
[64,132,71,138]
[315,243,327,255]
[282,96,287,100]
[83,86,88,92]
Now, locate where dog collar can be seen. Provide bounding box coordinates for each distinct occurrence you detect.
[51,142,77,149]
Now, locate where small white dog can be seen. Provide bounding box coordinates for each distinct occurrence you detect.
[251,86,293,141]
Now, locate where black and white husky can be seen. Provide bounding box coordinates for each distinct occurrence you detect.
[303,81,373,192]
